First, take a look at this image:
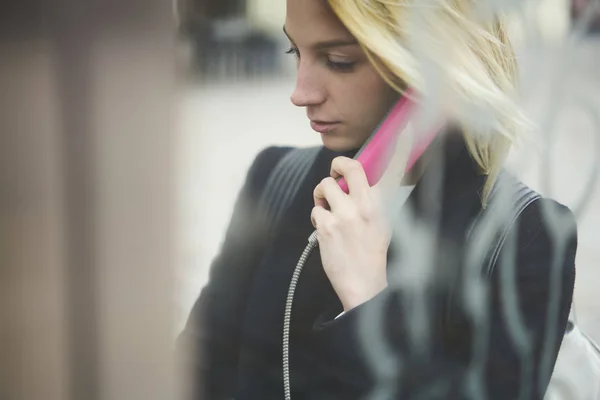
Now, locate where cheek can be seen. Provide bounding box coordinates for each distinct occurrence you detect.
[337,76,392,117]
[350,74,397,133]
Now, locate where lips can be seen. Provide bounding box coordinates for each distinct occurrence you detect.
[310,120,340,134]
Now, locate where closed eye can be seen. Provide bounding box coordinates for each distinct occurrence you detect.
[326,59,355,72]
[285,46,356,73]
[285,47,300,60]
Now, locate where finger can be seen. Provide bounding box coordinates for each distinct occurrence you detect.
[314,177,349,210]
[310,205,331,229]
[330,156,370,202]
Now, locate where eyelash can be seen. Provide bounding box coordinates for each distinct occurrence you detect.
[285,47,299,58]
[285,47,356,73]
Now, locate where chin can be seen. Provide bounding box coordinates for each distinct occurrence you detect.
[320,134,361,152]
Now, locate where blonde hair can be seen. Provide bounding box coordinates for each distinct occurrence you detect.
[327,0,532,204]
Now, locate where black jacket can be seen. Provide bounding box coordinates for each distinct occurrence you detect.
[177,137,577,400]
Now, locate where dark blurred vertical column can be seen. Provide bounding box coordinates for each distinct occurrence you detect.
[0,2,71,399]
[51,2,100,399]
[1,0,179,399]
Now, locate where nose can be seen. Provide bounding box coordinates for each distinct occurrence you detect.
[290,62,326,108]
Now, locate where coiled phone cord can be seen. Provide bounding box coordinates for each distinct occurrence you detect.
[282,230,319,400]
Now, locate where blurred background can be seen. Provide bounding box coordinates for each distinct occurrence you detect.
[2,0,599,399]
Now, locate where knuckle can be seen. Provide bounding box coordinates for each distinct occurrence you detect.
[332,156,345,165]
[318,177,334,189]
[323,176,336,185]
[359,201,376,220]
[338,205,359,222]
[313,185,321,199]
[348,158,362,170]
[333,156,356,170]
[319,217,337,236]
[314,180,328,197]
[310,207,320,227]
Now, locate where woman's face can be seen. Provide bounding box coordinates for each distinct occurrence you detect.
[285,0,398,151]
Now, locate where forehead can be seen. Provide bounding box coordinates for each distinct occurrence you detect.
[284,0,353,44]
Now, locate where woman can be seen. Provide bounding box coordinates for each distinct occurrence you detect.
[177,0,578,399]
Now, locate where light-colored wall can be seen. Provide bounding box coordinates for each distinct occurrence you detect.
[247,0,287,34]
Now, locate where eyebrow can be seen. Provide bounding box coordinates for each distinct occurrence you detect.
[283,26,358,50]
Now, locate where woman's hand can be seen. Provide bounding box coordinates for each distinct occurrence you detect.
[311,156,393,312]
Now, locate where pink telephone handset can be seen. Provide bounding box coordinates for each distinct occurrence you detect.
[336,89,440,193]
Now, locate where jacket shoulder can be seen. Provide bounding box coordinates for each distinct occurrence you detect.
[516,196,577,248]
[243,146,295,197]
[246,145,323,193]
